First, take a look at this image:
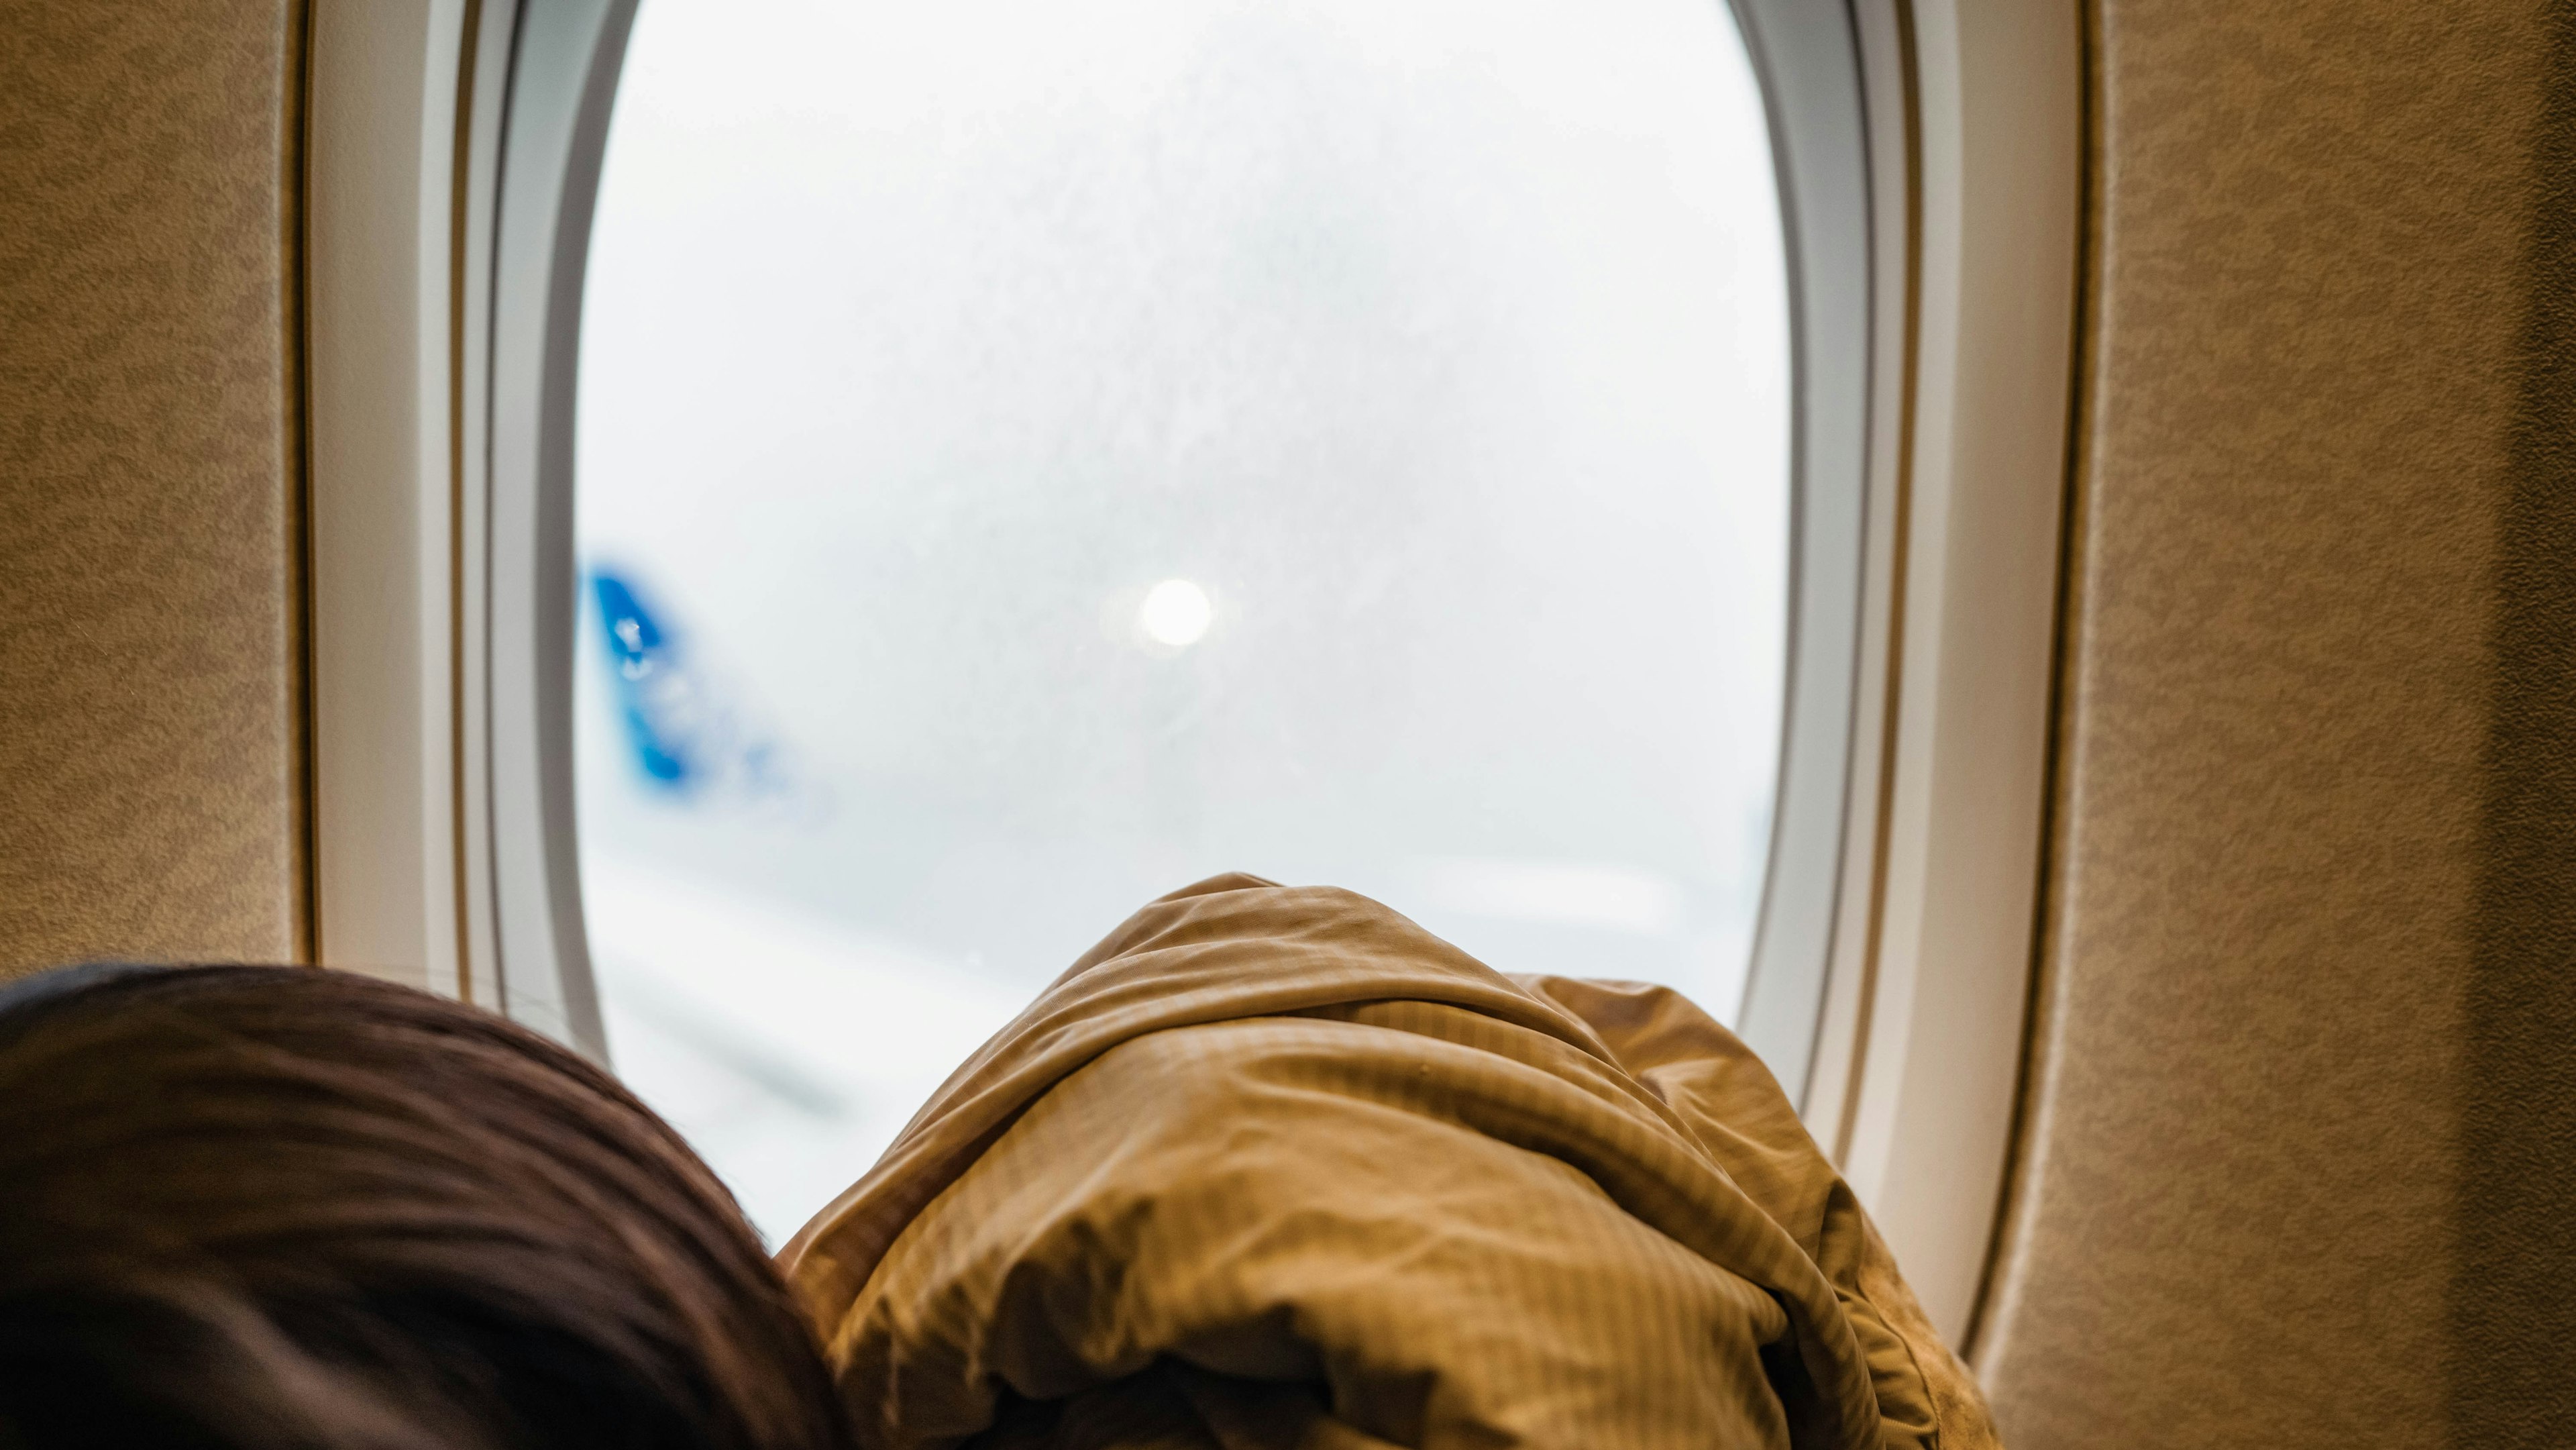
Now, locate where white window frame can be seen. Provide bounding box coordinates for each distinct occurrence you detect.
[307,0,632,1052]
[304,0,2081,1348]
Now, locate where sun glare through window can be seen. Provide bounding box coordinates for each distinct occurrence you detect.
[574,0,1791,1242]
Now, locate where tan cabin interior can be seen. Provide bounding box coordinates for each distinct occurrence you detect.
[4,1,2573,1442]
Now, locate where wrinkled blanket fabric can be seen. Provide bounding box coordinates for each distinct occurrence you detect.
[780,874,2000,1450]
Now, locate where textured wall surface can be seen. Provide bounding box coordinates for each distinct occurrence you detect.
[0,2,310,976]
[1978,1,2576,1445]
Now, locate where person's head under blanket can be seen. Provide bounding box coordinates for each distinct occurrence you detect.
[0,879,1996,1450]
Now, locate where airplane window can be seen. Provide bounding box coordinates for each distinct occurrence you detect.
[574,0,1790,1242]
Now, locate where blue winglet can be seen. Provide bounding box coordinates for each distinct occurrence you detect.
[592,568,694,787]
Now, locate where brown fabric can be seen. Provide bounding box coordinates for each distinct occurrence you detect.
[782,875,1995,1450]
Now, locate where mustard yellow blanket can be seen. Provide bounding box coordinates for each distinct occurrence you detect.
[780,876,1998,1450]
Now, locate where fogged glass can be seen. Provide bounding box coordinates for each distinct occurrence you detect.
[576,0,1790,1243]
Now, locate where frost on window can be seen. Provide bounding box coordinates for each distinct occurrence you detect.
[574,0,1790,1242]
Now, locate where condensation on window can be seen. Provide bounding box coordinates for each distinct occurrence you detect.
[575,0,1790,1243]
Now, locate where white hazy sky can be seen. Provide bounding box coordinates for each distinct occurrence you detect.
[574,0,1788,1243]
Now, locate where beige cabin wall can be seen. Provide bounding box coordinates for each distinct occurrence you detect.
[1978,0,2576,1443]
[0,1,312,977]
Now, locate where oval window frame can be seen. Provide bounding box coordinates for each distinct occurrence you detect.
[303,0,2081,1351]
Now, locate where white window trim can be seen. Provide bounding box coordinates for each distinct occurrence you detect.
[307,0,629,1055]
[305,0,2085,1350]
[1795,0,2083,1349]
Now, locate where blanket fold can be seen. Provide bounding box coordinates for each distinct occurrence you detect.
[780,874,1998,1450]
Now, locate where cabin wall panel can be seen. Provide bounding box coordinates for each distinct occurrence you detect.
[1978,0,2575,1443]
[0,1,311,976]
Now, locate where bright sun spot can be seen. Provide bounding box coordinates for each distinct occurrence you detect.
[1138,578,1214,647]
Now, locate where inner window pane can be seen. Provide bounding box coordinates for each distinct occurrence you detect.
[575,0,1790,1243]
